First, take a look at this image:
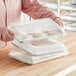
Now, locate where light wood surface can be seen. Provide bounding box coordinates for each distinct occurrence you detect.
[0,31,76,76]
[67,70,76,76]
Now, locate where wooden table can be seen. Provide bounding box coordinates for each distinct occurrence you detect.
[0,31,76,76]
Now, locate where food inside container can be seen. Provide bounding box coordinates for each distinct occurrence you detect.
[29,39,54,46]
[30,31,46,38]
[31,33,43,38]
[27,29,45,38]
[44,29,61,36]
[17,33,29,39]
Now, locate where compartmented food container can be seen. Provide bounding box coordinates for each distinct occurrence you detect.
[8,18,68,64]
[9,48,68,64]
[12,38,67,55]
[8,18,66,40]
[8,18,67,55]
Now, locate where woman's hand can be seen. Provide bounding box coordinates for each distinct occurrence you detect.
[54,17,65,27]
[0,26,14,42]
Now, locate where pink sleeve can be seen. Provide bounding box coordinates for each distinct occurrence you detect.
[21,0,64,27]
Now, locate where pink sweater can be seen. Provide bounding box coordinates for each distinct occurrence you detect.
[0,0,63,27]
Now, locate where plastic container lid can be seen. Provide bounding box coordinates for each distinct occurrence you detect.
[8,18,66,42]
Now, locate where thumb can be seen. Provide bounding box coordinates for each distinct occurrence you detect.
[7,29,14,36]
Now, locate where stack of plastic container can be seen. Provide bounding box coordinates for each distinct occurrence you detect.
[8,18,68,64]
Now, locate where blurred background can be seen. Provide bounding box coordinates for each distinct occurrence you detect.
[21,0,76,31]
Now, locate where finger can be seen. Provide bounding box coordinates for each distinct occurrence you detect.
[58,22,64,27]
[0,27,5,36]
[0,27,5,41]
[0,34,2,40]
[54,18,64,27]
[8,29,14,36]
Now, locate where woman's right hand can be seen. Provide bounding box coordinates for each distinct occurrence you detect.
[0,26,14,42]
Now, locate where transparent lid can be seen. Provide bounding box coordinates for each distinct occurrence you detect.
[8,18,66,42]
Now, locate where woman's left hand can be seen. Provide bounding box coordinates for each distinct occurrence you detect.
[1,27,14,42]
